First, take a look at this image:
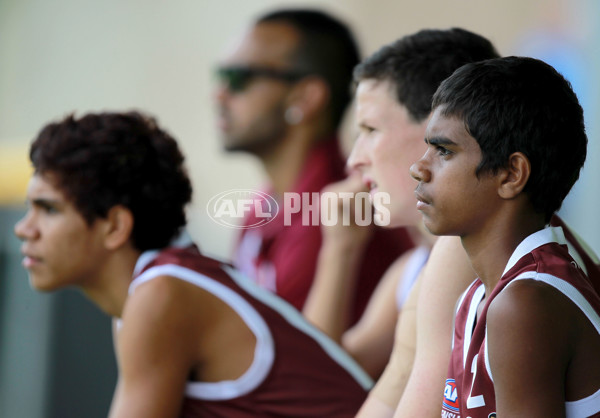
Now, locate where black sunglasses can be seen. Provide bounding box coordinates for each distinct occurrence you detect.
[216,66,306,93]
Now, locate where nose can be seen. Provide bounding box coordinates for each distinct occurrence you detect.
[14,211,39,241]
[213,82,231,105]
[409,155,431,183]
[347,135,369,172]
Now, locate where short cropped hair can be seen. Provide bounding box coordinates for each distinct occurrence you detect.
[258,9,360,128]
[432,56,587,222]
[30,111,193,251]
[354,28,500,122]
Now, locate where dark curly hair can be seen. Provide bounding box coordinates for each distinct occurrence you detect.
[353,28,500,122]
[30,111,193,251]
[433,56,587,222]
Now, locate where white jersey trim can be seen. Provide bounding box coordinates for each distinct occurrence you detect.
[463,284,485,369]
[132,230,194,277]
[130,264,275,401]
[395,246,430,310]
[502,226,566,276]
[484,326,492,383]
[559,217,600,268]
[566,387,600,418]
[451,282,475,351]
[223,264,374,390]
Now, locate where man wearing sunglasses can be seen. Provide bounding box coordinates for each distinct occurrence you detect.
[214,9,413,322]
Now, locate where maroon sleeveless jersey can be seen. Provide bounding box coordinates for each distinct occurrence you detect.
[443,219,600,418]
[132,240,371,417]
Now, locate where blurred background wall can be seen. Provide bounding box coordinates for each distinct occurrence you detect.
[1,0,598,416]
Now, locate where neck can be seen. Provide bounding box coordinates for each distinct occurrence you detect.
[259,125,331,197]
[461,206,545,296]
[80,245,141,318]
[407,224,437,249]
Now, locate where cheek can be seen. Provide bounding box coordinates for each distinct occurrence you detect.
[435,173,484,218]
[231,93,268,119]
[392,173,416,202]
[373,141,404,175]
[230,99,256,125]
[383,153,414,190]
[50,224,96,270]
[29,243,75,291]
[45,235,79,272]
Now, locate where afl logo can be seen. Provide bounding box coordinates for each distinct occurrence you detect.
[443,379,460,412]
[207,189,279,229]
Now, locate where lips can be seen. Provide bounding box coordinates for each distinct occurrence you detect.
[217,115,230,132]
[414,186,431,209]
[216,106,232,132]
[21,248,42,268]
[362,176,377,192]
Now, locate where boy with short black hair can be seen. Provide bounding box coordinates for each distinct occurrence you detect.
[410,56,600,417]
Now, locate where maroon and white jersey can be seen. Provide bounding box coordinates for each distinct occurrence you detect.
[131,236,372,417]
[443,219,600,418]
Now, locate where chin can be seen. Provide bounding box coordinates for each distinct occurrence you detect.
[422,221,459,238]
[29,275,62,293]
[421,217,443,236]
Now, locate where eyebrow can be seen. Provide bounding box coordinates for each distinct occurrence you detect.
[27,198,63,209]
[425,136,457,146]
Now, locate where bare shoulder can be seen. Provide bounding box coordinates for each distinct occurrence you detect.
[486,279,583,415]
[384,247,421,285]
[122,275,207,328]
[422,236,474,294]
[110,276,212,417]
[487,279,575,367]
[417,236,475,332]
[117,276,210,357]
[488,278,576,332]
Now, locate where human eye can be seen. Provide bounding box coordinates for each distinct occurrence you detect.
[360,124,376,135]
[44,205,59,214]
[32,199,60,214]
[435,145,452,157]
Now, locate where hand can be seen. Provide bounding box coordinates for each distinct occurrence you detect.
[320,172,375,248]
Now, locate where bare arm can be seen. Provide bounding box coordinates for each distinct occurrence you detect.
[488,280,570,417]
[394,236,475,418]
[343,253,412,378]
[303,173,373,341]
[356,270,420,418]
[109,276,199,418]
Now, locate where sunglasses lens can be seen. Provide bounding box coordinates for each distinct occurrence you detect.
[217,68,250,92]
[217,67,305,93]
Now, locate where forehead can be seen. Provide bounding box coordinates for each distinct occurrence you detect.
[220,22,301,68]
[356,79,415,122]
[26,173,67,200]
[356,79,400,114]
[356,79,396,104]
[426,106,473,144]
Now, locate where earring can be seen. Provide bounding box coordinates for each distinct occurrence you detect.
[285,107,304,125]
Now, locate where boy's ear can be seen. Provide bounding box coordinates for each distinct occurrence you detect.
[103,205,134,250]
[498,152,531,199]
